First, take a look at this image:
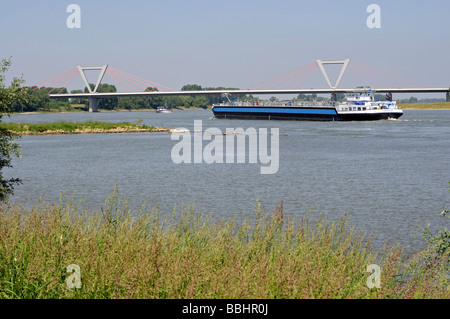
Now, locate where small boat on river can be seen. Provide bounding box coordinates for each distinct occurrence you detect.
[156,106,172,113]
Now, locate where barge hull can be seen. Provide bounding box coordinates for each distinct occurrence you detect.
[212,106,403,121]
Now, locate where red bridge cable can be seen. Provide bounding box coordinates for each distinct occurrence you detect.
[279,63,318,89]
[110,69,152,92]
[55,71,81,94]
[347,65,374,88]
[348,62,390,88]
[349,62,398,88]
[109,67,166,91]
[294,64,320,89]
[245,61,317,90]
[256,63,317,90]
[107,68,157,92]
[105,69,140,92]
[246,65,309,89]
[31,68,75,90]
[46,69,80,93]
[265,62,317,89]
[110,68,160,92]
[45,68,78,92]
[351,61,429,88]
[110,69,162,91]
[355,60,428,87]
[108,67,175,91]
[112,68,173,92]
[350,61,402,87]
[283,63,318,89]
[104,71,130,93]
[31,68,78,91]
[249,61,318,89]
[266,64,313,89]
[106,69,141,91]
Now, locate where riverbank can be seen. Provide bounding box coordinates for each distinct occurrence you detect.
[400,102,450,110]
[0,191,448,299]
[0,121,170,135]
[12,106,208,115]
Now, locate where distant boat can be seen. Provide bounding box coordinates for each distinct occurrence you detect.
[156,106,171,113]
[212,87,403,121]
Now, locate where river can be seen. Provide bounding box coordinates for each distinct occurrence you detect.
[3,109,450,252]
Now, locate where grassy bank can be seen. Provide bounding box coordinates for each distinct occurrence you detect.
[400,102,450,110]
[0,191,448,299]
[0,121,170,135]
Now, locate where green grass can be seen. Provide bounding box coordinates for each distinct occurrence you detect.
[0,121,168,135]
[0,189,449,299]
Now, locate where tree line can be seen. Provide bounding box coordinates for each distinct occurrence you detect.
[11,83,254,112]
[13,83,435,113]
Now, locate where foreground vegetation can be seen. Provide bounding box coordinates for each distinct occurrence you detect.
[0,121,169,135]
[0,189,449,299]
[0,57,26,201]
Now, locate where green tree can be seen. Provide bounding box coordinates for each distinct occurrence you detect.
[70,89,88,106]
[11,87,49,112]
[181,84,202,91]
[12,86,71,112]
[144,86,162,109]
[193,95,209,109]
[0,58,27,201]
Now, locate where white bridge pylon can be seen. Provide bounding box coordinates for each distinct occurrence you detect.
[76,65,108,112]
[77,65,108,93]
[316,59,350,89]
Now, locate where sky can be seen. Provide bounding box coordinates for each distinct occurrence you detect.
[1,0,449,99]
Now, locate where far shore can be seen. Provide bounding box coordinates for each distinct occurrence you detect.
[11,107,209,115]
[8,102,450,115]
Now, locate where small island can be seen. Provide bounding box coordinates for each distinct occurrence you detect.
[0,121,171,135]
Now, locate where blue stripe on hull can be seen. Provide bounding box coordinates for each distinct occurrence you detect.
[213,107,337,115]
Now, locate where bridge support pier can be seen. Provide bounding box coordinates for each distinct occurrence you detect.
[446,91,450,102]
[89,97,98,112]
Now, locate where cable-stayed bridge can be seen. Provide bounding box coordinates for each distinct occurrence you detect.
[32,59,450,112]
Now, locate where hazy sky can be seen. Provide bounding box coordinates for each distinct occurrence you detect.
[2,0,449,98]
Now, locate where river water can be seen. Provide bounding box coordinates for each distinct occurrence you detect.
[3,109,450,252]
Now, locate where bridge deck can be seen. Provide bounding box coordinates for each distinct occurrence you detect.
[50,88,450,99]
